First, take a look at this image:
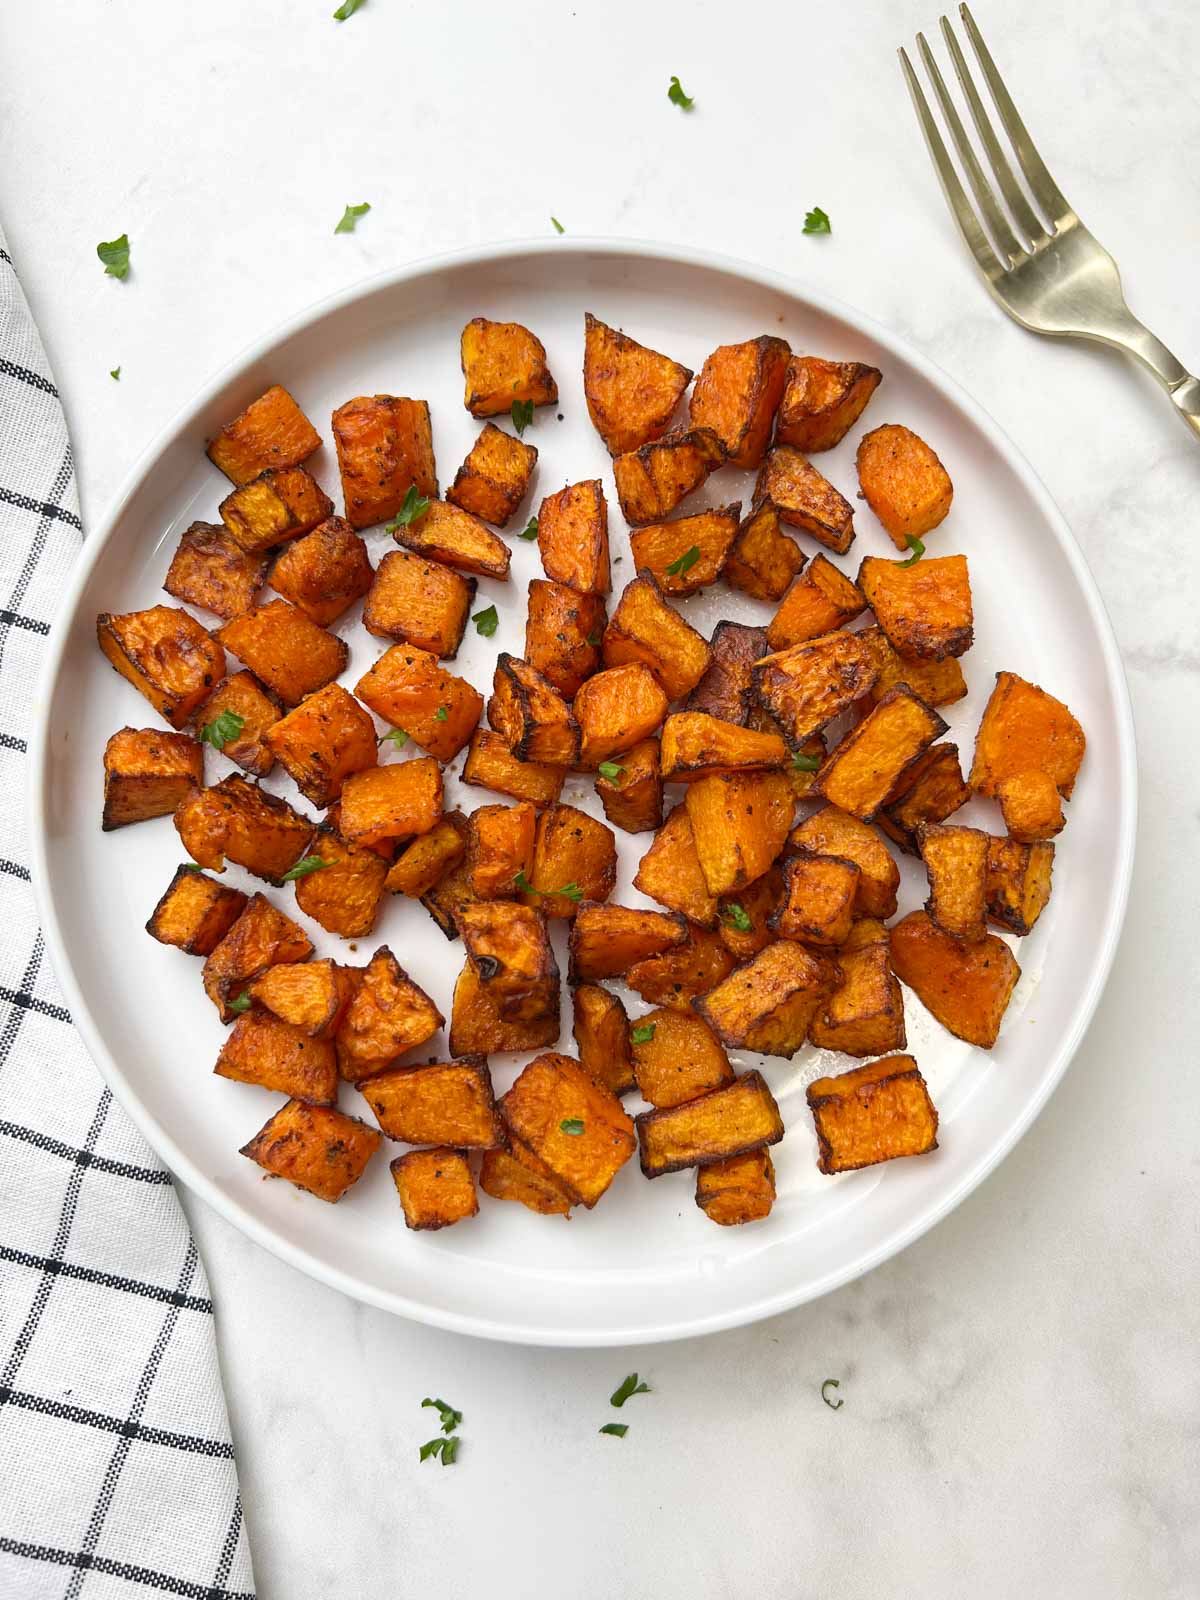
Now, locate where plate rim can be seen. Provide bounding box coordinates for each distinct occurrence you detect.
[27,235,1138,1346]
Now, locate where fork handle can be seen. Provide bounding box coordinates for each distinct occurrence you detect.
[1168,375,1200,441]
[1096,311,1200,440]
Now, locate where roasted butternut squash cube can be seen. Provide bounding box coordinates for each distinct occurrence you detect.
[582,312,692,456]
[419,842,478,939]
[392,499,510,581]
[357,644,481,761]
[752,629,880,745]
[97,606,224,729]
[868,628,967,708]
[918,822,988,942]
[789,805,900,919]
[631,1008,733,1108]
[524,579,606,700]
[338,757,443,849]
[688,336,791,469]
[626,927,736,1010]
[240,1099,380,1202]
[448,422,537,527]
[335,946,444,1083]
[466,801,536,900]
[816,687,948,820]
[456,900,558,1022]
[146,866,248,956]
[695,1149,776,1225]
[602,571,711,701]
[857,423,953,549]
[215,1011,337,1104]
[385,811,468,898]
[969,671,1086,800]
[574,663,668,769]
[628,504,741,597]
[479,1143,573,1215]
[660,712,786,783]
[612,427,725,525]
[201,891,313,1021]
[391,1148,478,1231]
[264,682,376,808]
[684,770,794,897]
[997,770,1065,842]
[985,836,1054,936]
[767,554,866,650]
[500,1051,636,1207]
[460,728,566,809]
[858,554,973,660]
[775,356,882,453]
[636,1070,783,1177]
[448,959,561,1056]
[809,918,906,1056]
[567,903,687,983]
[219,466,333,554]
[695,941,839,1058]
[489,653,580,766]
[361,1057,501,1148]
[572,984,636,1096]
[724,501,805,602]
[772,850,859,946]
[206,384,321,485]
[523,803,617,919]
[807,1054,938,1173]
[332,394,437,530]
[633,805,719,928]
[196,673,281,778]
[877,743,971,854]
[267,516,374,626]
[595,736,662,835]
[717,866,783,961]
[293,827,389,938]
[755,446,854,555]
[890,910,1020,1048]
[536,478,610,595]
[175,775,314,882]
[102,726,202,830]
[685,622,768,726]
[163,520,269,620]
[217,600,347,707]
[248,958,357,1038]
[461,317,558,417]
[363,550,475,660]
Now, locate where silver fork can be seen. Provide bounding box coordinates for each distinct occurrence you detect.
[901,4,1200,441]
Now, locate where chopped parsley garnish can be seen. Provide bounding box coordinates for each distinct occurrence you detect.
[421,1397,462,1434]
[472,604,499,638]
[110,367,121,381]
[586,631,602,647]
[803,207,832,235]
[722,903,752,933]
[334,202,371,234]
[198,709,245,750]
[792,751,821,772]
[281,855,330,882]
[386,484,431,530]
[551,216,565,234]
[179,862,203,873]
[899,534,925,566]
[555,882,583,901]
[667,76,695,111]
[434,705,448,721]
[229,991,252,1016]
[630,1025,656,1045]
[513,870,535,893]
[519,517,539,540]
[599,1423,628,1437]
[664,545,701,578]
[513,871,581,902]
[821,1378,844,1410]
[418,1436,458,1465]
[97,234,130,280]
[597,761,624,783]
[332,0,365,18]
[380,727,409,748]
[560,1117,585,1136]
[511,398,535,435]
[610,1373,650,1407]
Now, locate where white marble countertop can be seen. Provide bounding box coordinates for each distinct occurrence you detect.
[4,1,1198,1594]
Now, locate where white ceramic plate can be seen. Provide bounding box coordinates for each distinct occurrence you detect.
[30,240,1136,1347]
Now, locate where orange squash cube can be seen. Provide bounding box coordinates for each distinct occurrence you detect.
[331,394,437,530]
[392,499,510,581]
[522,803,617,919]
[856,423,953,550]
[806,1054,938,1173]
[918,822,989,942]
[360,1057,501,1148]
[695,941,839,1058]
[583,312,692,456]
[567,903,687,983]
[752,628,880,745]
[293,827,389,938]
[355,642,483,762]
[267,516,374,627]
[102,726,202,830]
[636,1070,783,1177]
[391,1148,479,1231]
[201,891,313,1021]
[997,769,1065,842]
[755,446,854,555]
[385,811,468,898]
[455,900,559,1022]
[461,317,558,417]
[775,356,882,453]
[335,946,444,1083]
[595,736,662,835]
[612,428,725,526]
[625,926,736,1010]
[602,571,711,701]
[264,682,377,807]
[448,958,560,1056]
[633,804,719,929]
[889,910,1020,1048]
[220,467,334,553]
[466,801,537,900]
[489,653,581,766]
[574,663,668,769]
[478,1143,573,1215]
[175,775,314,883]
[788,804,900,919]
[969,671,1086,800]
[858,553,973,661]
[195,673,281,778]
[536,478,610,595]
[868,628,968,709]
[877,743,971,854]
[363,550,475,660]
[524,579,606,700]
[248,958,358,1037]
[985,837,1055,936]
[448,422,537,527]
[695,1149,776,1225]
[460,728,566,809]
[240,1099,380,1202]
[771,851,860,946]
[628,504,741,597]
[215,1010,338,1104]
[688,335,791,469]
[723,500,805,602]
[97,606,224,729]
[572,984,636,1096]
[630,1008,733,1108]
[659,712,786,783]
[766,554,866,650]
[207,384,321,486]
[163,520,268,620]
[338,757,443,849]
[146,866,248,957]
[500,1050,636,1207]
[217,600,347,707]
[815,687,947,820]
[684,770,794,897]
[808,918,906,1057]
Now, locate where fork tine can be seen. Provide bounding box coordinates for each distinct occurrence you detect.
[940,16,1046,246]
[959,2,1073,227]
[916,30,1023,266]
[899,47,1003,284]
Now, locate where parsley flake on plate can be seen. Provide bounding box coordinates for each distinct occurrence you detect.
[803,207,832,235]
[97,235,130,280]
[821,1378,844,1410]
[610,1373,650,1407]
[335,202,371,234]
[560,1118,585,1136]
[899,534,925,567]
[281,855,330,882]
[198,709,244,750]
[511,398,535,435]
[518,517,539,540]
[472,605,499,638]
[664,545,700,578]
[386,484,431,530]
[599,1423,628,1438]
[667,76,694,111]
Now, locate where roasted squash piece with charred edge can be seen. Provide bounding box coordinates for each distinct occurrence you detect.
[98,606,225,729]
[856,423,953,549]
[602,569,712,702]
[240,1099,380,1203]
[633,804,719,929]
[448,422,538,528]
[612,427,725,526]
[332,394,437,530]
[479,1142,573,1216]
[195,672,281,778]
[201,891,313,1022]
[219,466,334,554]
[659,712,787,784]
[877,743,971,855]
[214,1010,338,1104]
[338,757,444,849]
[775,356,882,453]
[636,1070,784,1178]
[500,1050,636,1207]
[355,643,483,763]
[360,1056,502,1149]
[268,516,374,627]
[755,445,854,555]
[969,671,1086,800]
[102,726,202,830]
[808,917,906,1058]
[685,622,769,727]
[391,1148,479,1231]
[583,312,693,456]
[489,653,581,767]
[751,628,881,746]
[386,811,469,898]
[392,499,511,581]
[695,1149,776,1225]
[207,384,321,486]
[448,958,561,1056]
[814,686,947,821]
[770,850,860,947]
[918,822,989,943]
[524,579,606,699]
[146,866,248,957]
[694,940,839,1059]
[574,664,668,769]
[466,801,536,901]
[889,909,1020,1049]
[522,802,617,919]
[567,902,688,983]
[688,336,791,469]
[684,770,794,898]
[594,736,663,836]
[264,681,377,809]
[788,804,900,920]
[460,729,566,810]
[985,836,1054,936]
[806,1054,938,1173]
[625,927,736,1011]
[630,1007,734,1109]
[766,554,866,651]
[293,826,389,939]
[217,599,347,708]
[629,504,741,597]
[536,477,610,596]
[858,553,973,662]
[724,501,805,603]
[335,946,444,1084]
[175,774,314,883]
[163,520,269,620]
[461,317,558,417]
[363,550,476,660]
[572,983,636,1096]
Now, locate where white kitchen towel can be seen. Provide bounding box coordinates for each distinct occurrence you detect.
[0,228,255,1600]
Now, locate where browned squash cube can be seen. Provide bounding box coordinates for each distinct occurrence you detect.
[919,822,989,942]
[420,844,478,941]
[466,801,536,900]
[595,736,662,835]
[360,1057,501,1148]
[695,1149,776,1226]
[858,554,973,661]
[338,757,443,849]
[724,501,806,602]
[215,1011,338,1104]
[969,671,1086,800]
[500,1050,636,1207]
[717,866,783,961]
[392,499,510,581]
[363,550,475,660]
[146,866,248,956]
[631,1008,733,1108]
[448,422,537,527]
[240,1099,380,1203]
[816,687,948,820]
[809,918,906,1057]
[695,941,839,1058]
[685,770,794,897]
[196,673,281,778]
[775,357,882,453]
[628,504,741,597]
[163,520,269,620]
[890,910,1020,1048]
[536,478,609,595]
[102,726,202,830]
[688,336,791,469]
[755,446,854,555]
[456,899,558,1021]
[789,805,900,919]
[385,811,468,898]
[391,1148,479,1231]
[985,837,1055,936]
[489,654,581,766]
[220,467,334,554]
[567,903,687,983]
[868,628,968,709]
[264,682,377,808]
[461,729,566,809]
[249,958,357,1038]
[217,600,347,707]
[207,384,321,486]
[201,891,313,1021]
[997,770,1065,843]
[752,629,880,745]
[524,579,606,699]
[806,1054,938,1174]
[685,622,769,726]
[523,803,617,919]
[572,984,636,1096]
[625,927,736,1011]
[857,423,953,550]
[332,394,437,530]
[633,804,719,929]
[448,959,560,1056]
[772,850,860,946]
[461,317,558,417]
[767,555,866,650]
[357,644,482,762]
[268,517,373,627]
[636,1070,783,1178]
[175,775,314,882]
[582,312,692,456]
[659,712,786,784]
[335,946,444,1083]
[602,571,711,701]
[98,607,224,729]
[478,1144,573,1215]
[877,743,971,854]
[293,827,389,938]
[612,428,725,526]
[574,664,668,769]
